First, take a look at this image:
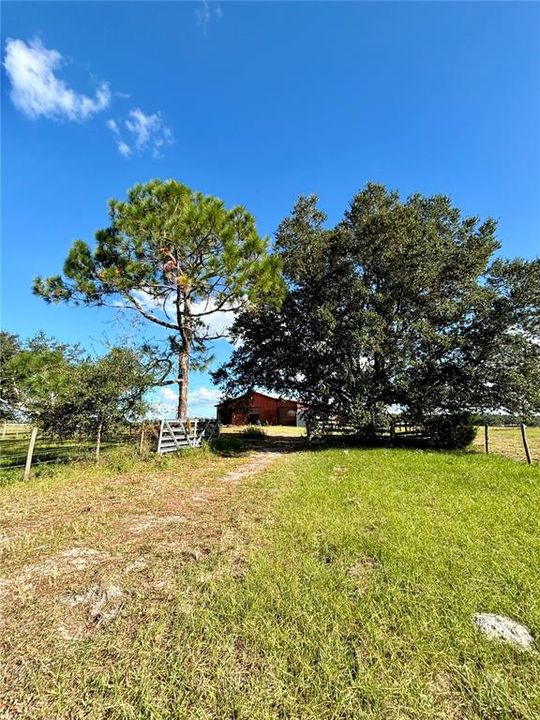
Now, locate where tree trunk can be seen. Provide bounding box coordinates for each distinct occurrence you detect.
[177,342,190,418]
[175,280,192,419]
[95,421,103,463]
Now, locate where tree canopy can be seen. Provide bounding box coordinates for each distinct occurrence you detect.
[215,184,540,440]
[0,332,159,436]
[34,179,283,417]
[37,346,158,438]
[0,331,81,423]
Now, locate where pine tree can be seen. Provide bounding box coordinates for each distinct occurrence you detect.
[34,180,283,417]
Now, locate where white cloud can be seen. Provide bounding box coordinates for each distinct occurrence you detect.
[189,387,221,406]
[126,108,156,147]
[107,107,173,158]
[4,37,175,160]
[117,141,132,158]
[150,385,220,419]
[195,1,223,28]
[127,289,235,337]
[106,117,132,157]
[126,107,173,156]
[3,37,110,121]
[191,298,236,338]
[160,387,177,402]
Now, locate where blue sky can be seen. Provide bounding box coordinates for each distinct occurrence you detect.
[2,1,539,417]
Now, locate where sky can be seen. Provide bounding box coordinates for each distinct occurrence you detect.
[2,1,539,417]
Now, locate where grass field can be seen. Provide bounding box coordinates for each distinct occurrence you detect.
[220,424,306,437]
[1,441,538,719]
[223,424,540,463]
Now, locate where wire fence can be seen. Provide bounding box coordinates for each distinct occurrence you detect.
[473,424,539,464]
[0,425,139,471]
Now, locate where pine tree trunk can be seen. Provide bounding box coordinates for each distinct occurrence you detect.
[177,343,190,419]
[175,285,192,420]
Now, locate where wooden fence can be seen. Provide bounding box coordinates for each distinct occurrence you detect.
[0,418,221,478]
[1,422,32,438]
[311,418,423,439]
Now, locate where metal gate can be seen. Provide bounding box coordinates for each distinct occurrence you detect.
[157,418,219,454]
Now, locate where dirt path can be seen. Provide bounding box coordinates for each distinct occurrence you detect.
[217,450,282,483]
[0,448,287,675]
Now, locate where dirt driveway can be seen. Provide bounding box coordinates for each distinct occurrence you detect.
[0,447,289,717]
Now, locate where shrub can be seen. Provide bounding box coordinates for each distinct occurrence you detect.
[241,427,266,438]
[424,413,477,450]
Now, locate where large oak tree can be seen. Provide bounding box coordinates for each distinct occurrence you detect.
[35,180,283,417]
[215,184,540,441]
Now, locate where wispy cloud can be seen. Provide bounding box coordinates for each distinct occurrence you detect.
[152,385,221,418]
[107,108,173,158]
[3,37,174,159]
[3,37,110,121]
[195,1,223,28]
[126,108,173,155]
[106,118,132,157]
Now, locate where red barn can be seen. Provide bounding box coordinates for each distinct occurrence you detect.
[216,391,304,426]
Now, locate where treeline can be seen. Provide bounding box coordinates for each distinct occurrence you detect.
[0,332,164,438]
[14,179,540,450]
[215,185,540,447]
[475,414,540,427]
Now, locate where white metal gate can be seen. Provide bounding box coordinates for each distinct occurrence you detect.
[157,418,219,454]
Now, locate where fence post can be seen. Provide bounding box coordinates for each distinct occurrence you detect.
[520,423,532,465]
[95,422,103,463]
[23,427,38,481]
[484,423,489,454]
[139,425,146,454]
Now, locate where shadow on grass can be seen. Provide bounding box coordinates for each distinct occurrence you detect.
[208,430,434,456]
[208,436,249,457]
[209,431,306,456]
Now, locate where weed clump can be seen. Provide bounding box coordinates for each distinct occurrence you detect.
[240,427,267,439]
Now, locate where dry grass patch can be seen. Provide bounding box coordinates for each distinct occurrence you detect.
[0,446,284,718]
[221,424,305,437]
[1,444,538,719]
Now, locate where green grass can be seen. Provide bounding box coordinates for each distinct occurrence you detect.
[1,446,539,718]
[170,449,540,719]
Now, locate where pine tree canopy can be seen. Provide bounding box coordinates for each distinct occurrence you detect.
[34,179,284,417]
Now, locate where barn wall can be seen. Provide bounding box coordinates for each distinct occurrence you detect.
[217,392,298,426]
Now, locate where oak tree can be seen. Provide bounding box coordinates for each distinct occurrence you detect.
[215,184,540,445]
